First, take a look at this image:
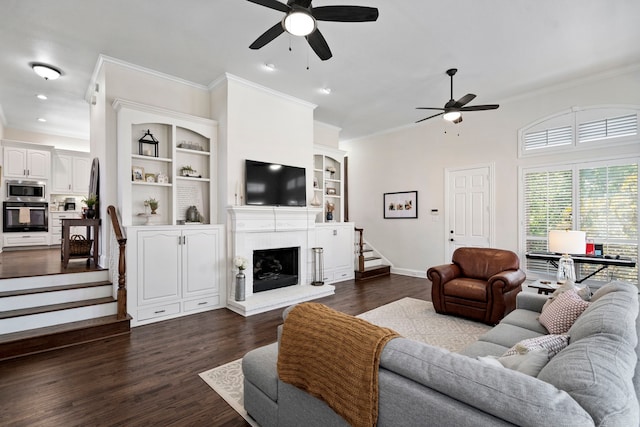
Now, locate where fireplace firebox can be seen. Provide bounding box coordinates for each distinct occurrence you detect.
[253,247,299,293]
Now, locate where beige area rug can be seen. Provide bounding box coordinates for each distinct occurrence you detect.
[199,297,492,426]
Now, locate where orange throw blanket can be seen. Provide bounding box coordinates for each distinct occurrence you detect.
[277,303,400,427]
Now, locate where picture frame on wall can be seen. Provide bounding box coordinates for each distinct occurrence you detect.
[132,166,145,182]
[384,191,418,219]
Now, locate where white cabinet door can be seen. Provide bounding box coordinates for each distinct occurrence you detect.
[316,223,355,283]
[137,230,181,305]
[52,154,73,192]
[27,150,50,179]
[3,147,28,177]
[182,228,219,297]
[3,147,50,179]
[72,156,91,193]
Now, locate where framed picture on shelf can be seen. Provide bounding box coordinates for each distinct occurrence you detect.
[132,166,145,182]
[145,173,156,183]
[384,191,418,219]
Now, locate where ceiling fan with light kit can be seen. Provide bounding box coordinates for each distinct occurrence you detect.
[247,0,379,60]
[416,68,499,124]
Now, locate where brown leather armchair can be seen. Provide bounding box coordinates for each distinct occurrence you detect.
[427,247,526,325]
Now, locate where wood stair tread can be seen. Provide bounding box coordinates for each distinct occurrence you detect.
[0,297,115,319]
[356,264,391,281]
[0,280,112,298]
[363,256,381,261]
[0,314,131,344]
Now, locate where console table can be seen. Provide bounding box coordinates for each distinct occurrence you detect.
[61,218,100,268]
[525,252,636,283]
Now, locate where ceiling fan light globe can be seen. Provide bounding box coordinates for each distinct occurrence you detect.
[443,111,461,122]
[283,11,316,36]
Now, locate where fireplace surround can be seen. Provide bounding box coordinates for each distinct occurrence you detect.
[227,206,335,316]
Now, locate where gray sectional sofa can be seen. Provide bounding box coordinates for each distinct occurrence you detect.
[242,281,640,426]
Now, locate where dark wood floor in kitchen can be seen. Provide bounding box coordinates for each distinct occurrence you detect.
[0,263,431,426]
[0,247,103,279]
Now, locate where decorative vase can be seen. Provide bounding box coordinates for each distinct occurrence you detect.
[235,271,246,301]
[85,208,96,219]
[150,204,158,214]
[326,211,333,221]
[310,192,321,207]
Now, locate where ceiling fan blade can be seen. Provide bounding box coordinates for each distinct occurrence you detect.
[313,6,379,22]
[453,93,476,108]
[246,0,290,13]
[460,104,500,111]
[307,29,332,60]
[249,22,285,49]
[416,107,446,111]
[416,112,444,123]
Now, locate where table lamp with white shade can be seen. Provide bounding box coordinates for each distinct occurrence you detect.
[548,230,586,284]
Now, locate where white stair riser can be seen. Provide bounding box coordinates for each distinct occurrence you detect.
[0,270,109,292]
[364,258,383,267]
[0,302,118,334]
[0,286,113,311]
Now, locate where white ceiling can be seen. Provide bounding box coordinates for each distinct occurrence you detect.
[1,0,640,142]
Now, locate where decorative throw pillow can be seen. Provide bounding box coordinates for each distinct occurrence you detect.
[502,334,570,358]
[542,282,591,311]
[497,349,550,377]
[539,289,590,334]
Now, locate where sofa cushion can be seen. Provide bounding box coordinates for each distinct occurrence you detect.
[569,282,639,345]
[537,334,639,427]
[500,308,549,334]
[503,334,569,358]
[381,338,594,426]
[539,289,589,334]
[477,323,543,348]
[459,340,509,358]
[479,348,550,377]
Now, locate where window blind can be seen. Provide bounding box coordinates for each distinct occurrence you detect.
[578,114,637,143]
[524,126,573,151]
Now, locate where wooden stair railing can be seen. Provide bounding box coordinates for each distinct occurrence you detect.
[107,205,127,320]
[355,227,365,272]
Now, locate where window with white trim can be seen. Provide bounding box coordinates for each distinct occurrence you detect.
[520,106,639,156]
[523,160,638,284]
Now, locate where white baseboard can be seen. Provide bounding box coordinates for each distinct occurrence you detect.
[390,267,427,279]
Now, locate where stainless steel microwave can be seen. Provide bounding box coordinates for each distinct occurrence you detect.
[6,180,46,202]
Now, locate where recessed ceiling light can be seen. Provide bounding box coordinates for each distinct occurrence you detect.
[30,62,62,80]
[263,63,276,71]
[37,118,47,122]
[321,88,332,95]
[36,94,48,100]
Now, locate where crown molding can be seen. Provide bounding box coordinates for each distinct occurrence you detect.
[210,73,317,110]
[85,54,209,102]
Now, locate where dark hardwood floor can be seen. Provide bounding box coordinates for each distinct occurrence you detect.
[0,271,431,426]
[0,247,103,279]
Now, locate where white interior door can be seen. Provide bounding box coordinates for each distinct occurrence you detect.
[446,165,494,260]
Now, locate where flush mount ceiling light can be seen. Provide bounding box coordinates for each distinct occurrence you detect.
[36,94,48,100]
[283,10,316,36]
[37,117,47,122]
[30,62,62,80]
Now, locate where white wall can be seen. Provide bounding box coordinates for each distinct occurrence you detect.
[314,121,341,149]
[222,75,316,208]
[3,128,88,152]
[341,66,640,276]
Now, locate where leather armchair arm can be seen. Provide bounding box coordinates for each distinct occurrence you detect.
[427,263,461,286]
[488,269,526,293]
[427,264,461,314]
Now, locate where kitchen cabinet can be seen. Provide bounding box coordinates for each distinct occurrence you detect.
[3,232,49,248]
[49,211,83,245]
[52,151,91,194]
[3,145,51,180]
[315,222,355,284]
[127,225,224,326]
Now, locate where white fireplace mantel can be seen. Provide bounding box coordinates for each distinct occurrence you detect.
[226,205,334,316]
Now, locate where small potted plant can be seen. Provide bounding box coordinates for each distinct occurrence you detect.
[82,193,98,219]
[145,197,159,214]
[180,165,196,177]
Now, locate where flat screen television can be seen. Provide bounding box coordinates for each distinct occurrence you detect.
[245,160,306,207]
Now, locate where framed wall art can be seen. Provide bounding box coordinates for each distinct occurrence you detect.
[384,191,418,219]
